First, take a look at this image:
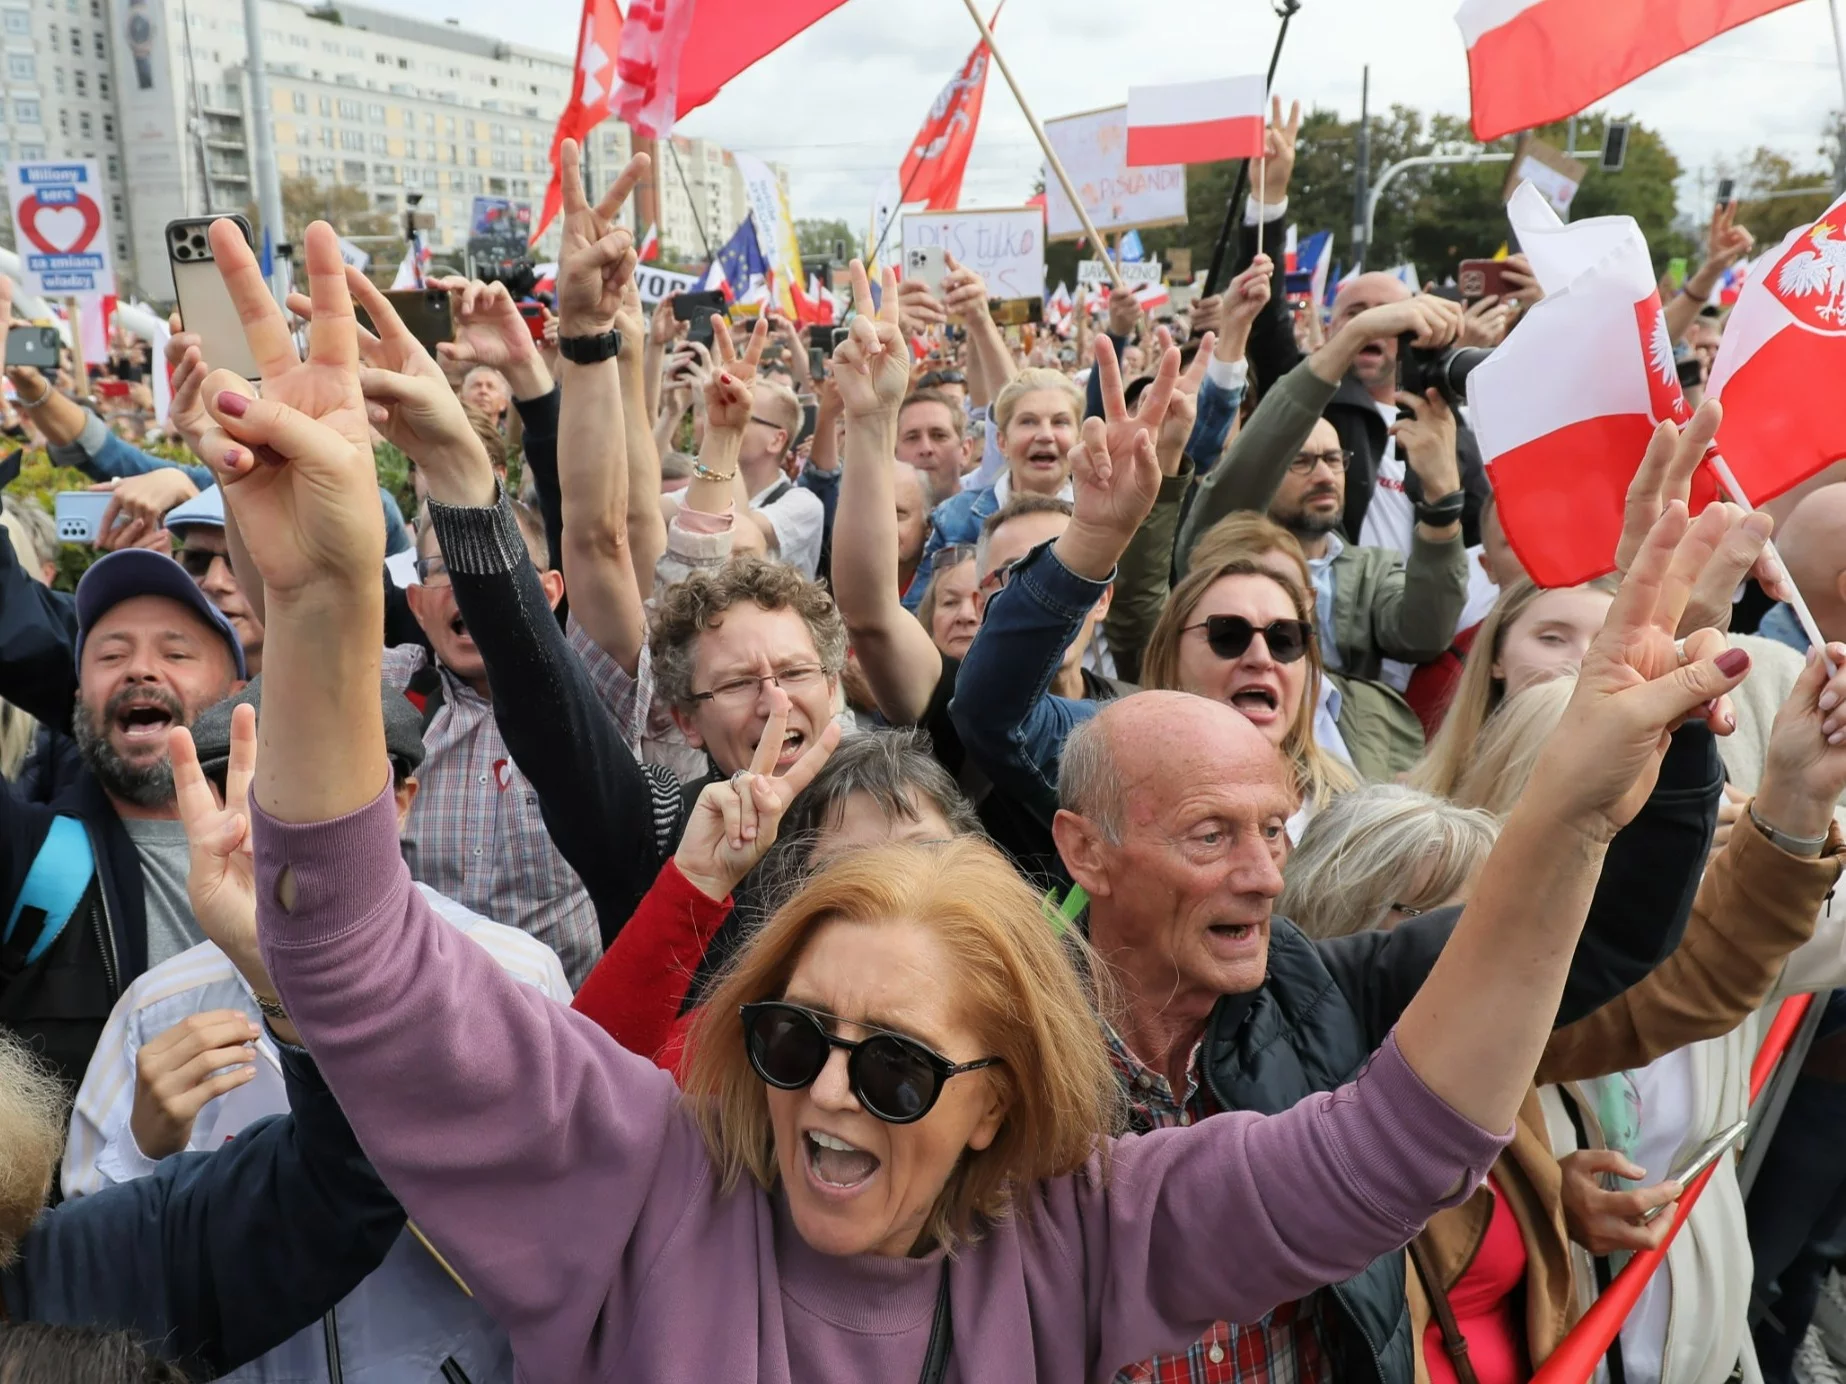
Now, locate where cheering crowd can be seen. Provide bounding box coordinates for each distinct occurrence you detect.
[0,100,1844,1384]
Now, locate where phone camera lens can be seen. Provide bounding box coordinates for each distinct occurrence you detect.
[174,244,191,260]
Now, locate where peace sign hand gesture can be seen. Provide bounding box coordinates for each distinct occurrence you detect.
[1157,328,1215,475]
[194,220,381,600]
[1056,332,1181,579]
[831,259,910,419]
[674,689,843,902]
[557,138,648,337]
[706,315,767,433]
[168,706,268,993]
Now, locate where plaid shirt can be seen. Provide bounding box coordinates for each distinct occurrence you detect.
[1104,1022,1335,1384]
[382,621,651,989]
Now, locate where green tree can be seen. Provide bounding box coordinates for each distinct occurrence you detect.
[244,176,402,268]
[1718,145,1835,248]
[795,217,855,262]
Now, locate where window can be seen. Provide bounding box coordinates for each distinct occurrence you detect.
[448,169,463,191]
[109,193,121,220]
[67,28,76,52]
[319,126,333,147]
[401,107,414,128]
[339,129,363,150]
[296,126,310,145]
[105,153,117,178]
[58,109,69,135]
[42,18,54,40]
[7,51,33,80]
[72,68,85,94]
[99,112,111,138]
[319,94,330,115]
[78,111,90,137]
[292,91,307,113]
[445,142,456,163]
[468,172,482,192]
[490,148,504,169]
[96,71,105,97]
[366,102,383,121]
[341,158,365,182]
[423,140,434,160]
[315,156,334,176]
[374,51,388,64]
[489,122,503,141]
[444,116,455,135]
[90,27,100,56]
[488,175,506,194]
[288,32,306,48]
[19,142,44,158]
[397,56,407,69]
[321,39,337,53]
[14,97,40,125]
[345,43,361,57]
[370,132,387,153]
[337,98,360,119]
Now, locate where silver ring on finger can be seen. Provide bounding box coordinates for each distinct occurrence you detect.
[730,769,753,791]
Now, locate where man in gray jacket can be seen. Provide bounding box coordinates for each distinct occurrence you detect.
[1176,294,1472,687]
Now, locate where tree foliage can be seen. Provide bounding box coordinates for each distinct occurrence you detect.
[244,177,403,267]
[794,217,856,262]
[1717,142,1838,249]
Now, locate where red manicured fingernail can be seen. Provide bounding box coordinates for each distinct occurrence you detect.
[1716,648,1750,677]
[217,390,248,417]
[222,445,244,467]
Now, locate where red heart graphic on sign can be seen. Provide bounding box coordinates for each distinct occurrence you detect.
[493,758,512,791]
[17,192,102,256]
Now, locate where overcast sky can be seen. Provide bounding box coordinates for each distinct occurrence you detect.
[425,0,1846,228]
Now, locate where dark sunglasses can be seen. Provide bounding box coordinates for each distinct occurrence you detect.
[175,546,228,580]
[921,370,967,388]
[740,1001,1000,1124]
[1184,615,1315,664]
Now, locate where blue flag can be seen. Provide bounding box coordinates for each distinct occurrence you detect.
[715,214,770,296]
[1116,229,1145,263]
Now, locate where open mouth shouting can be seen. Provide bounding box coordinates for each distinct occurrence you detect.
[774,724,807,773]
[803,1127,880,1197]
[1022,444,1064,474]
[1226,682,1281,727]
[107,688,184,755]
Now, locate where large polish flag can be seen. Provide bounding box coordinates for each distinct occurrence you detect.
[1706,191,1846,508]
[1467,184,1708,588]
[1125,75,1266,167]
[1456,0,1802,142]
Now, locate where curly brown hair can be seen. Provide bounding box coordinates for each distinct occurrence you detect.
[649,556,848,711]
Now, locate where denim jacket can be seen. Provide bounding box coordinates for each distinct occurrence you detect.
[949,539,1111,820]
[910,482,1005,612]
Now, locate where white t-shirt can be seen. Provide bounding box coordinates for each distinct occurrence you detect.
[750,479,825,580]
[1359,400,1417,560]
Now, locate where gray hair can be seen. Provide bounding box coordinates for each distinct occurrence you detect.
[0,1026,67,1269]
[975,494,1072,576]
[2,495,57,574]
[1278,784,1498,940]
[1058,714,1126,844]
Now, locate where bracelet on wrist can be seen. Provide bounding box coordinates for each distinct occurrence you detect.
[1749,801,1829,858]
[15,378,53,408]
[253,992,289,1022]
[692,461,738,484]
[1413,489,1466,528]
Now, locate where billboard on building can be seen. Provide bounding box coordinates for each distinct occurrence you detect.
[111,0,193,297]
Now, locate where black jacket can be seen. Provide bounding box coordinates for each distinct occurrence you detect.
[1196,724,1724,1384]
[2,1042,404,1376]
[1233,221,1492,547]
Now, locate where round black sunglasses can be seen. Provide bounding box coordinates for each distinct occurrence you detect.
[740,1001,1000,1125]
[1182,615,1315,665]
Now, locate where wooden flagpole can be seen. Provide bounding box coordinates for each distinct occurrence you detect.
[955,0,1126,292]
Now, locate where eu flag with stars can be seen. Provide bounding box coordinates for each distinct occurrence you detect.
[716,215,770,293]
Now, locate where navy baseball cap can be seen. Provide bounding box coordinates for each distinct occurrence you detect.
[74,548,248,679]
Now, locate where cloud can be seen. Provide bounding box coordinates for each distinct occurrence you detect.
[427,0,1844,228]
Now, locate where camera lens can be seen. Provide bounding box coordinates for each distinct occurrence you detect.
[174,244,191,260]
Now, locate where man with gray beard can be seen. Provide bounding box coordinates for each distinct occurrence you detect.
[0,549,244,1087]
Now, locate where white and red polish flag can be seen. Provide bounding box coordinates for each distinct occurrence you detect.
[1467,183,1711,588]
[1455,0,1801,142]
[1125,75,1266,167]
[1706,192,1846,506]
[531,0,623,245]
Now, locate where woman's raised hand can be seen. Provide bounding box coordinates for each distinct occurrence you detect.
[674,689,842,902]
[1527,500,1756,844]
[705,314,767,433]
[831,259,909,419]
[195,219,382,599]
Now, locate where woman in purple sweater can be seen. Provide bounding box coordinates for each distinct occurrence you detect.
[181,156,1758,1383]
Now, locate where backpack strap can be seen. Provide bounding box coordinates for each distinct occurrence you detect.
[1,816,97,980]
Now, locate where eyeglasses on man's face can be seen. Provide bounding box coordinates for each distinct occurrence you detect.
[691,664,828,708]
[1287,447,1353,475]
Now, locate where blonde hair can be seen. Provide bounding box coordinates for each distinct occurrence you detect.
[1187,511,1305,579]
[1141,558,1356,811]
[1410,576,1617,800]
[0,1026,66,1268]
[681,839,1121,1253]
[1279,784,1498,939]
[752,377,804,461]
[993,368,1082,434]
[1452,674,1575,816]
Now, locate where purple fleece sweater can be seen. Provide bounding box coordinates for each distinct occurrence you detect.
[255,787,1509,1383]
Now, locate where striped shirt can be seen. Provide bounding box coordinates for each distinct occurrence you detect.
[62,883,573,1199]
[382,621,652,987]
[1104,1021,1335,1384]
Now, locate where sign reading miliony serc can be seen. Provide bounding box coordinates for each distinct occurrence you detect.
[5,159,116,296]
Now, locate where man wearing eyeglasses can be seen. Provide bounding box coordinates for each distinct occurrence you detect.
[164,486,265,677]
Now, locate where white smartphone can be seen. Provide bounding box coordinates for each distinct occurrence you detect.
[905,245,948,296]
[167,215,262,381]
[54,490,115,544]
[1640,1118,1749,1221]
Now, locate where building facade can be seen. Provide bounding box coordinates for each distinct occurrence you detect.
[3,0,782,300]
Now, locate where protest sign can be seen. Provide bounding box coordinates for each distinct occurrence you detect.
[6,159,115,295]
[633,264,702,304]
[1078,260,1163,287]
[901,207,1045,300]
[1042,106,1187,240]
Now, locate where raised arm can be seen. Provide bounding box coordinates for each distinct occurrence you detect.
[830,261,945,725]
[1666,201,1753,346]
[553,145,651,675]
[187,197,709,1382]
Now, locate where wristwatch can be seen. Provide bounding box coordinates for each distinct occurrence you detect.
[557,329,622,364]
[1413,489,1466,528]
[126,0,155,90]
[1750,802,1828,859]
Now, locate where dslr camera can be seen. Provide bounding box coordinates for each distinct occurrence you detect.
[1395,332,1493,409]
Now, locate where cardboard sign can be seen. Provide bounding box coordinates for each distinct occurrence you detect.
[1077,260,1163,286]
[1042,106,1187,240]
[1503,136,1587,217]
[900,207,1045,300]
[6,159,115,295]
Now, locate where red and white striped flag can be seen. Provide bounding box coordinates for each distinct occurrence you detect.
[1706,192,1846,507]
[638,223,660,262]
[532,0,622,244]
[1466,184,1710,587]
[1125,75,1266,167]
[1456,0,1801,142]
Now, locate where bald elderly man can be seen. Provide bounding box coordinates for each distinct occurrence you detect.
[1052,689,1723,1384]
